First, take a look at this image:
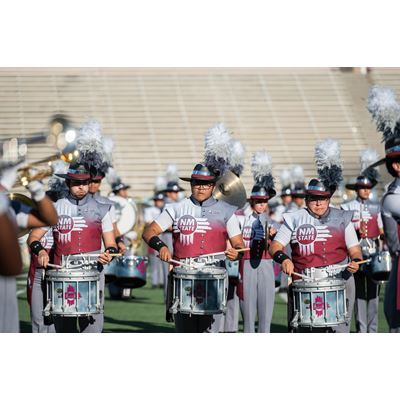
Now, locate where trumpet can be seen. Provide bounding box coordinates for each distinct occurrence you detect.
[15,146,80,187]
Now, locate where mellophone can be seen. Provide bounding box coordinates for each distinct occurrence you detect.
[43,254,102,318]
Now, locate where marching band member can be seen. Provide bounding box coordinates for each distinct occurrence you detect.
[270,138,361,332]
[367,85,400,332]
[27,162,69,333]
[237,151,280,333]
[27,162,117,333]
[288,165,306,212]
[144,189,166,288]
[341,149,383,333]
[0,161,58,333]
[0,191,23,333]
[143,123,245,332]
[271,168,292,223]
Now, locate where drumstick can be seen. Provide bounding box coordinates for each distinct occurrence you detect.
[351,259,371,265]
[199,248,251,258]
[168,259,193,268]
[292,271,313,280]
[47,263,63,269]
[84,253,123,257]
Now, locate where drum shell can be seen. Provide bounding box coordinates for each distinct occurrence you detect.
[104,258,118,284]
[115,256,148,289]
[368,251,392,284]
[292,279,347,328]
[172,265,227,315]
[45,267,102,317]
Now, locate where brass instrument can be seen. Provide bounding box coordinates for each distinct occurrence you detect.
[7,192,36,237]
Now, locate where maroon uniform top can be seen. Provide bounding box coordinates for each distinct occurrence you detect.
[155,196,241,259]
[274,207,358,272]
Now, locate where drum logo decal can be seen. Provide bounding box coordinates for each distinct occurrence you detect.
[312,296,329,317]
[64,284,81,306]
[174,210,212,246]
[292,223,332,256]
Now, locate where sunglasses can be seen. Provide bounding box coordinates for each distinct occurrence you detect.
[191,180,214,188]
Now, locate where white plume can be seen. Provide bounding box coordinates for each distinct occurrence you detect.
[204,122,233,175]
[251,150,274,189]
[291,165,304,184]
[229,139,245,176]
[166,163,179,182]
[106,167,120,185]
[315,138,341,170]
[360,149,379,172]
[367,85,400,141]
[280,168,292,187]
[155,176,167,192]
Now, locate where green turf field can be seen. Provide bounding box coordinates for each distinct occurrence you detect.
[17,272,390,333]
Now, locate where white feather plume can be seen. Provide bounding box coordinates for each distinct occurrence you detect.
[106,167,120,185]
[76,119,103,153]
[204,123,233,174]
[155,176,167,192]
[251,151,274,189]
[291,165,304,184]
[360,149,379,172]
[229,139,245,176]
[367,85,400,141]
[102,136,114,165]
[315,138,341,170]
[280,169,292,187]
[166,163,179,182]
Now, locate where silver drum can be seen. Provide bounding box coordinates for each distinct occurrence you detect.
[104,258,118,284]
[292,278,347,328]
[115,256,148,289]
[171,263,227,316]
[44,267,102,317]
[368,251,392,284]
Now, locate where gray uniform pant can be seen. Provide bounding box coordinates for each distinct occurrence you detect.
[240,259,275,333]
[149,253,164,287]
[354,270,379,333]
[221,280,239,332]
[0,276,19,333]
[334,274,355,333]
[174,313,224,333]
[31,268,55,333]
[54,270,105,333]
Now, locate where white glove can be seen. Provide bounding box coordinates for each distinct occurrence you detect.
[27,180,46,202]
[0,192,9,214]
[0,163,21,191]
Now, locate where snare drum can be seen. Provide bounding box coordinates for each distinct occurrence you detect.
[115,256,148,289]
[291,278,347,328]
[44,267,102,317]
[368,251,392,284]
[170,262,227,316]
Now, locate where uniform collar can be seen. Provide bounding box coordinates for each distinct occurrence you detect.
[190,195,217,207]
[67,193,90,206]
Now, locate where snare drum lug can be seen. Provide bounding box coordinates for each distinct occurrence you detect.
[43,302,51,317]
[169,298,179,314]
[290,311,299,328]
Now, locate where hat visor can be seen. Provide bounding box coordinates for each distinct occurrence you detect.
[55,173,90,181]
[305,189,332,197]
[345,183,374,190]
[248,195,270,201]
[180,176,217,183]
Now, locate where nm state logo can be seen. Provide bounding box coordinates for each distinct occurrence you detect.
[177,215,198,235]
[173,204,212,246]
[57,215,74,234]
[295,224,317,245]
